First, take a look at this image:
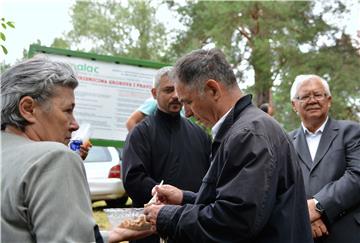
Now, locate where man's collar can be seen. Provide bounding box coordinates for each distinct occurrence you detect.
[213,94,252,141]
[210,94,252,157]
[155,108,181,121]
[211,108,232,139]
[302,116,329,135]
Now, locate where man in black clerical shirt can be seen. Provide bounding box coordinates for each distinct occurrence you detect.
[122,66,211,243]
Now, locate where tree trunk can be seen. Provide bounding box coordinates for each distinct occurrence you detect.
[250,40,273,106]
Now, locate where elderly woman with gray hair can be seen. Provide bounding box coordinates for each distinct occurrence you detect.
[1,56,154,243]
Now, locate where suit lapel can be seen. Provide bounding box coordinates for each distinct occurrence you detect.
[293,128,313,170]
[313,118,338,168]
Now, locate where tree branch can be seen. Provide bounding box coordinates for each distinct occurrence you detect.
[238,27,253,46]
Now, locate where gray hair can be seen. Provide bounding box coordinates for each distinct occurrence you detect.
[153,66,173,89]
[171,48,237,92]
[1,55,78,131]
[290,74,331,101]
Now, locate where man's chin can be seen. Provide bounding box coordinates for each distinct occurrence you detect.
[305,113,326,122]
[169,105,182,112]
[306,110,323,118]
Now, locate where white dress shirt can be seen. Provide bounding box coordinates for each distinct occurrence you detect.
[302,117,329,161]
[212,108,232,139]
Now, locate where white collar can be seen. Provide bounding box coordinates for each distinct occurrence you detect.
[302,116,329,135]
[211,108,232,139]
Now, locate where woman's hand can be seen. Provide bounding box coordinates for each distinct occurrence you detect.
[80,139,92,160]
[108,226,155,242]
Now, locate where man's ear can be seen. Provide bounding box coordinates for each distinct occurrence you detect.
[291,100,297,113]
[204,79,221,101]
[18,96,37,124]
[151,88,157,100]
[327,96,332,108]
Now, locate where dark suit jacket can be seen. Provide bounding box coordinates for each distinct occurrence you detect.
[157,95,313,243]
[289,118,360,243]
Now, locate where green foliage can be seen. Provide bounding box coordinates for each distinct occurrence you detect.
[167,0,359,130]
[275,33,360,131]
[52,0,360,130]
[0,17,15,55]
[51,37,71,49]
[21,39,42,61]
[0,62,11,73]
[168,1,336,103]
[59,0,169,62]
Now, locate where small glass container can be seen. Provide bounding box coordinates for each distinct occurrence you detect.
[104,208,144,228]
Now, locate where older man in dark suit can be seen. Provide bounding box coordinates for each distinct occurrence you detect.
[289,74,360,243]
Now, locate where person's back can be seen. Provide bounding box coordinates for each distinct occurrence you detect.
[188,101,311,243]
[1,56,154,243]
[1,131,96,242]
[231,105,309,242]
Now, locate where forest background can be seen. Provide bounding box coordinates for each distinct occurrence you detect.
[1,0,360,131]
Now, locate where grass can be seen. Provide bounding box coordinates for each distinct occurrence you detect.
[92,200,111,230]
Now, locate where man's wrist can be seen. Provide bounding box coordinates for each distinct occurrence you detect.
[313,198,319,205]
[314,199,325,215]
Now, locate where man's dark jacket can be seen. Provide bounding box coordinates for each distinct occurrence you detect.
[123,108,211,243]
[289,118,360,243]
[156,95,313,243]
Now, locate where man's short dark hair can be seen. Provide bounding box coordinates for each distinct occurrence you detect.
[259,103,270,113]
[172,48,237,92]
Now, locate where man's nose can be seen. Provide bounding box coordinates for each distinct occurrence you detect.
[171,91,179,100]
[70,119,80,131]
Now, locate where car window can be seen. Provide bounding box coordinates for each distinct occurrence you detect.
[84,146,112,163]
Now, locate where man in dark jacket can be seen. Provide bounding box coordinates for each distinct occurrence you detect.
[144,48,313,243]
[123,66,211,243]
[289,74,360,243]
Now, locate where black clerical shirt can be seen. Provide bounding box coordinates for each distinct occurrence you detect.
[122,108,211,207]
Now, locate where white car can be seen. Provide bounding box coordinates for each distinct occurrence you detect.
[83,146,128,207]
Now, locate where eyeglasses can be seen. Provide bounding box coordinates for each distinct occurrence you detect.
[295,93,327,103]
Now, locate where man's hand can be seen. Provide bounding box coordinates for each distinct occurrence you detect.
[144,204,164,225]
[307,199,321,222]
[311,218,329,238]
[108,226,155,243]
[152,184,183,205]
